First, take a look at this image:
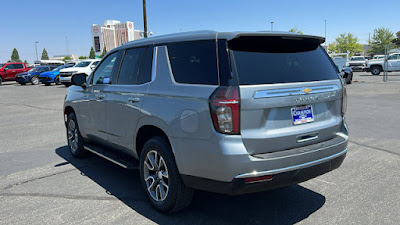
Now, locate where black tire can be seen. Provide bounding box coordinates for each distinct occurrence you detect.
[20,83,26,85]
[31,76,40,85]
[66,112,88,158]
[45,82,51,86]
[55,76,61,85]
[0,76,2,85]
[371,66,382,76]
[64,83,71,87]
[346,73,353,84]
[139,136,194,213]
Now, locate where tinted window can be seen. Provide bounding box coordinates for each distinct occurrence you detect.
[75,61,91,67]
[117,47,146,85]
[137,47,153,84]
[5,64,14,69]
[14,64,24,69]
[167,41,218,85]
[91,52,118,85]
[229,37,338,85]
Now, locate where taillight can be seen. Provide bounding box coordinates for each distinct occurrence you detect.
[342,84,347,117]
[209,86,240,134]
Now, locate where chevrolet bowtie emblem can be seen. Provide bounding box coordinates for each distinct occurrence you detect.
[302,88,312,94]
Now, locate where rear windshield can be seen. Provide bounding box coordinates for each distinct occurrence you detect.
[229,36,339,85]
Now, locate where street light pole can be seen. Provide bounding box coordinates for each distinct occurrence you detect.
[143,0,148,38]
[271,21,274,31]
[324,19,327,49]
[35,41,39,61]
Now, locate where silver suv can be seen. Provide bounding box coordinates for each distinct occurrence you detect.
[64,31,348,213]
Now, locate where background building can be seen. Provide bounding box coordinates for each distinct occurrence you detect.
[91,20,143,57]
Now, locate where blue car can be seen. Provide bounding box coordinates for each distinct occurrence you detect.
[39,64,75,86]
[16,65,57,85]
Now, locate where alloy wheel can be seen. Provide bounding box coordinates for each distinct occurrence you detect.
[67,120,78,153]
[31,77,39,85]
[143,150,169,202]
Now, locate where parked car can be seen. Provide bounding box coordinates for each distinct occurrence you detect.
[39,64,75,86]
[341,67,353,84]
[330,53,353,84]
[15,65,57,85]
[64,31,348,213]
[0,62,30,85]
[371,55,385,60]
[59,59,100,87]
[349,56,366,71]
[365,53,400,75]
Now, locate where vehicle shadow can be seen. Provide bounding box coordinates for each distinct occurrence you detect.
[56,146,326,225]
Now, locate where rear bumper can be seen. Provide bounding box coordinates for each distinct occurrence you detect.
[182,150,346,195]
[174,121,348,191]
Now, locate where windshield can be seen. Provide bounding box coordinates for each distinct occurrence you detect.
[28,67,40,72]
[52,64,73,71]
[75,61,92,67]
[351,57,364,61]
[229,37,338,85]
[0,64,4,68]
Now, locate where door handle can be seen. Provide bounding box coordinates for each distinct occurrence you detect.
[128,97,140,103]
[97,94,106,99]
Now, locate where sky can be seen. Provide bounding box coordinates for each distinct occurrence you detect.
[1,0,399,64]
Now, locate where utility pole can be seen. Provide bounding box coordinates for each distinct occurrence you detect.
[143,0,148,38]
[324,19,327,49]
[368,33,371,45]
[271,21,274,31]
[65,35,70,55]
[35,41,39,61]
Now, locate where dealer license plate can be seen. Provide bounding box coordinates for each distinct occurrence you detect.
[291,105,314,125]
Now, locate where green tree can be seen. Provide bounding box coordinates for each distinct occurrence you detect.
[392,31,400,47]
[329,33,363,56]
[79,56,88,60]
[289,27,303,34]
[369,27,395,54]
[99,46,107,58]
[89,47,96,59]
[24,60,28,65]
[10,48,21,62]
[41,48,49,60]
[62,56,72,62]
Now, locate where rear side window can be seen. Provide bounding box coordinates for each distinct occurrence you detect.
[229,36,339,85]
[167,41,218,85]
[137,47,153,84]
[14,64,24,69]
[117,47,146,85]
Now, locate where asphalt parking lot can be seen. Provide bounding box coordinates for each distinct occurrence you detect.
[1,72,400,225]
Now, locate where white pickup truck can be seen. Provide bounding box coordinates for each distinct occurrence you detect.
[365,53,400,75]
[348,56,366,71]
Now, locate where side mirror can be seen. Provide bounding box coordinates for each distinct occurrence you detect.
[337,65,343,72]
[90,65,95,70]
[71,73,87,89]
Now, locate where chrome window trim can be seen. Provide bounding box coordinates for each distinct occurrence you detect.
[151,47,158,82]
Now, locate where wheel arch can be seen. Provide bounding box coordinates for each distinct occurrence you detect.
[64,106,75,126]
[135,125,173,159]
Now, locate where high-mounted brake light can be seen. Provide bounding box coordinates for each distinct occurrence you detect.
[209,86,240,134]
